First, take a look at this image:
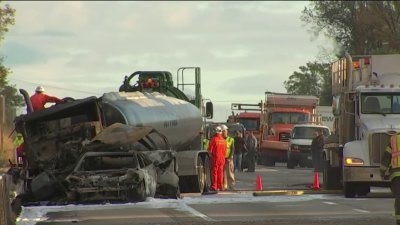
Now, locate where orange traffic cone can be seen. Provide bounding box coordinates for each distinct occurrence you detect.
[256,175,263,191]
[312,171,320,190]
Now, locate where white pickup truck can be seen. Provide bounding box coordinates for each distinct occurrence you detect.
[287,124,331,169]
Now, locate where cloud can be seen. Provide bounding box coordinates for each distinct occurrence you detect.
[3,1,331,122]
[32,29,75,37]
[2,42,44,65]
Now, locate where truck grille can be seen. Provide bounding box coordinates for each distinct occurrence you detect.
[371,133,391,165]
[279,133,290,142]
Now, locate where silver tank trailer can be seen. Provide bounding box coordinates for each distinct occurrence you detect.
[101,91,203,151]
[101,91,210,193]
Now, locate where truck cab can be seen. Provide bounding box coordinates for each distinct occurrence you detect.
[324,54,400,197]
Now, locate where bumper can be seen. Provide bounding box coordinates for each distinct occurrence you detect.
[343,166,391,184]
[261,141,288,151]
[288,152,312,161]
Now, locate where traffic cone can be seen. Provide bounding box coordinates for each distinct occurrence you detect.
[312,171,320,190]
[256,175,263,191]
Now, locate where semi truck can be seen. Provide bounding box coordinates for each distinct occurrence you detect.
[322,54,400,198]
[8,67,214,207]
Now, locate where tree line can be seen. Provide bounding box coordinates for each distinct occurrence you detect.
[284,1,400,106]
[0,2,23,126]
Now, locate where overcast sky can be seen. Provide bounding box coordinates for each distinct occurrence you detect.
[2,1,332,122]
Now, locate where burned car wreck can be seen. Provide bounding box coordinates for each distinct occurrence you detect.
[10,93,180,205]
[65,151,157,202]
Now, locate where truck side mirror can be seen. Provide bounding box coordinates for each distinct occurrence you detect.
[332,95,340,116]
[206,102,213,119]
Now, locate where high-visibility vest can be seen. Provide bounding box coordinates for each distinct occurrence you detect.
[203,138,210,151]
[13,136,24,147]
[388,135,400,179]
[390,135,400,169]
[225,136,234,158]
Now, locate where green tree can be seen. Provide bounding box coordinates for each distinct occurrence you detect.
[0,2,24,119]
[284,61,331,106]
[301,1,400,55]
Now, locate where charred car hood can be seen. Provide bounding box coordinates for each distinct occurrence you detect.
[92,123,153,146]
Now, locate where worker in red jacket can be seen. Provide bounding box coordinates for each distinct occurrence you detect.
[208,126,227,191]
[30,86,64,111]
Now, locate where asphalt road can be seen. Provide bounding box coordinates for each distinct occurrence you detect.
[16,164,396,225]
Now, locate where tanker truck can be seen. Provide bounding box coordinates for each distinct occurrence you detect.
[323,54,400,198]
[9,67,213,205]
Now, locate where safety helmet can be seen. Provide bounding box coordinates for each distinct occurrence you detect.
[220,124,229,131]
[215,126,222,134]
[35,86,45,93]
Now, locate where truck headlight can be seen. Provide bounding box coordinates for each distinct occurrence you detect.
[290,145,299,152]
[345,157,364,166]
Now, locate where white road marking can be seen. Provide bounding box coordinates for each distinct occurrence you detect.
[352,209,371,213]
[323,201,338,205]
[176,203,216,222]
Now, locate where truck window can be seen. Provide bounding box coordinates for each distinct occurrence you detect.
[361,94,400,114]
[271,112,309,124]
[238,118,259,131]
[292,127,330,139]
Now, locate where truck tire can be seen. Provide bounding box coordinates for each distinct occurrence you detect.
[323,158,340,190]
[356,183,370,196]
[263,157,275,167]
[203,155,212,193]
[343,182,356,198]
[287,156,295,169]
[188,156,205,193]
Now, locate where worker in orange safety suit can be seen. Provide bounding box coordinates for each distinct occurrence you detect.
[30,86,64,111]
[208,126,227,191]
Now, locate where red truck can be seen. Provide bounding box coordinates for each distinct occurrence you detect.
[229,103,262,146]
[231,93,319,167]
[260,92,319,166]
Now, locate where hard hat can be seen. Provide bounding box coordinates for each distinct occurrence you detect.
[35,86,45,93]
[220,124,228,131]
[215,126,222,134]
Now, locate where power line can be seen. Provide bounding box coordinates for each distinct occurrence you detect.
[9,77,101,95]
[10,77,263,102]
